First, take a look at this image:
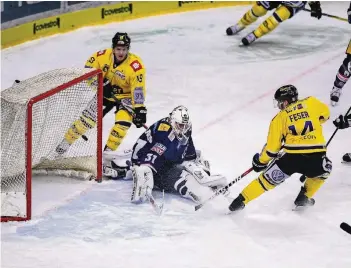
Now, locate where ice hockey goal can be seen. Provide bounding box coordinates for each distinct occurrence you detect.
[1,68,103,222]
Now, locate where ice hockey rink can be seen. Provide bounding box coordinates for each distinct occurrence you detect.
[1,2,351,268]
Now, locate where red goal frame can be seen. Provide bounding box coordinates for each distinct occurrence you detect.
[1,69,103,222]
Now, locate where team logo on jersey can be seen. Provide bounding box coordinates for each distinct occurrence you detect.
[158,123,170,132]
[151,143,167,156]
[97,50,106,56]
[130,60,142,72]
[115,70,125,79]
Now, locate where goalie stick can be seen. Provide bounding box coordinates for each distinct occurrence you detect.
[340,222,351,235]
[146,187,165,216]
[195,167,253,211]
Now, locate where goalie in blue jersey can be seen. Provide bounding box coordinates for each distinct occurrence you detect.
[129,105,227,204]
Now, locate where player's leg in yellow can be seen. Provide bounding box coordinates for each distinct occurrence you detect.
[56,95,97,155]
[293,178,325,207]
[105,108,133,151]
[294,155,332,207]
[102,108,133,178]
[241,5,292,46]
[226,2,269,36]
[229,173,276,211]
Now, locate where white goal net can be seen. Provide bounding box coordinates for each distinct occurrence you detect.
[1,68,103,222]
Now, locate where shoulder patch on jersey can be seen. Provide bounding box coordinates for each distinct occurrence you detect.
[97,50,106,56]
[158,123,170,132]
[130,60,143,72]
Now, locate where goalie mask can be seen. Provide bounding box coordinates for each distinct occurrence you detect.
[169,106,192,145]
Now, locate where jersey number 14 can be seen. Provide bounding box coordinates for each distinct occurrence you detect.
[288,120,314,136]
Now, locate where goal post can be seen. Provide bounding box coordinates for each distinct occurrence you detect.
[1,68,103,222]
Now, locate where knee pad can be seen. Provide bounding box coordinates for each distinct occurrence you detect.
[257,1,279,11]
[273,5,292,22]
[318,156,332,180]
[252,2,270,15]
[262,162,290,186]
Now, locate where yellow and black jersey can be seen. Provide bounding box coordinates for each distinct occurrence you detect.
[85,48,146,108]
[259,96,330,164]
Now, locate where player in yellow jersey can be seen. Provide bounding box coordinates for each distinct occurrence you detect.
[229,85,332,212]
[226,1,322,46]
[56,32,147,179]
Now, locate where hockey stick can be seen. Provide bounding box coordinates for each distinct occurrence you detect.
[303,8,348,22]
[340,222,351,235]
[300,105,351,182]
[146,187,165,216]
[195,167,254,211]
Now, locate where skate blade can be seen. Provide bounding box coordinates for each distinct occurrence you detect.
[292,205,307,212]
[341,161,351,165]
[292,204,314,212]
[330,100,338,107]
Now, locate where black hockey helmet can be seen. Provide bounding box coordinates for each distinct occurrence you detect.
[274,85,298,109]
[112,32,131,49]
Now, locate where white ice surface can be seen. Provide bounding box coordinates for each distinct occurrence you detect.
[1,3,351,268]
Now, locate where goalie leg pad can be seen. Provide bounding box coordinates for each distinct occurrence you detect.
[182,161,226,188]
[173,170,214,203]
[194,150,211,175]
[173,163,228,203]
[131,165,154,204]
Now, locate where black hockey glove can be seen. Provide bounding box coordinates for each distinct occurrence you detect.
[333,114,351,129]
[309,1,322,20]
[252,153,268,172]
[133,107,147,128]
[348,6,351,24]
[103,78,116,106]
